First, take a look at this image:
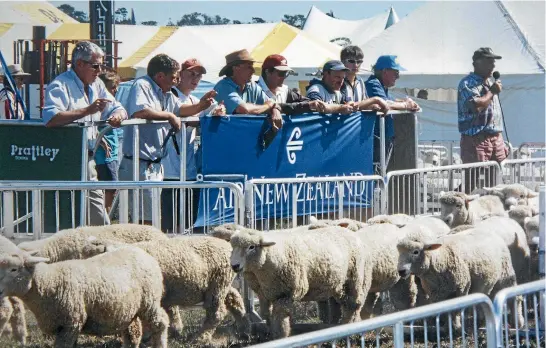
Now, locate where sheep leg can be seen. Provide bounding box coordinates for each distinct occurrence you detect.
[317,298,342,324]
[340,270,368,324]
[166,306,184,336]
[270,298,293,339]
[225,287,251,339]
[360,292,380,320]
[194,288,228,344]
[54,326,80,348]
[140,305,169,348]
[389,276,419,311]
[8,297,27,345]
[0,297,13,337]
[122,318,142,348]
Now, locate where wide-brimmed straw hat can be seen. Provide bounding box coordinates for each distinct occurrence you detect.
[2,64,31,77]
[218,49,257,76]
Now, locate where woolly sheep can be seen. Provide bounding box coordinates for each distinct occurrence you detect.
[480,183,538,209]
[508,205,538,229]
[83,236,250,344]
[216,225,369,339]
[449,216,531,284]
[524,216,540,280]
[439,191,506,227]
[397,227,521,330]
[441,152,462,166]
[420,149,441,166]
[17,224,168,262]
[0,246,169,348]
[0,236,28,345]
[366,214,414,226]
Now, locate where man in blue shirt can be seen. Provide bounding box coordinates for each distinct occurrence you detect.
[214,49,283,130]
[365,55,419,164]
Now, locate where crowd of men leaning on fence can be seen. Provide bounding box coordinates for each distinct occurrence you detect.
[0,41,508,229]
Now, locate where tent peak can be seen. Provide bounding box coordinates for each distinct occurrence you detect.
[385,6,399,29]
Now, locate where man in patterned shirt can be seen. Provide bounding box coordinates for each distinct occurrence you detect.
[457,47,506,191]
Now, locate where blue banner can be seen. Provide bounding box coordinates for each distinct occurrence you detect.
[194,112,376,227]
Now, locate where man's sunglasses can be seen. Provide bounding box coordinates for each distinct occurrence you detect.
[276,70,290,78]
[82,60,103,70]
[346,59,364,65]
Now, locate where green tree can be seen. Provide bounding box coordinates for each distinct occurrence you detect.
[252,17,266,23]
[141,20,158,26]
[176,12,232,26]
[281,14,306,29]
[57,4,88,23]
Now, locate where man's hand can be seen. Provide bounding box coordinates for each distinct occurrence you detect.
[87,98,111,115]
[374,97,390,114]
[269,108,283,130]
[309,100,326,113]
[339,103,355,115]
[168,113,182,131]
[211,101,226,116]
[107,111,124,128]
[490,80,502,95]
[198,90,217,110]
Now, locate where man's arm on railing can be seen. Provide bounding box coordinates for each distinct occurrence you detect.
[133,108,181,131]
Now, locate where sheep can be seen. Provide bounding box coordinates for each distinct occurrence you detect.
[439,191,506,227]
[524,216,540,280]
[83,236,250,344]
[508,205,538,229]
[17,223,168,262]
[441,152,462,166]
[308,216,366,232]
[0,246,169,348]
[0,236,29,345]
[397,227,522,330]
[420,149,441,166]
[215,225,369,339]
[449,216,531,285]
[480,183,538,210]
[366,214,414,226]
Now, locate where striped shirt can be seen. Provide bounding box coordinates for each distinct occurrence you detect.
[0,87,25,120]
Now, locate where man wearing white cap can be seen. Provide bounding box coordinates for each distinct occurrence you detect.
[0,64,30,120]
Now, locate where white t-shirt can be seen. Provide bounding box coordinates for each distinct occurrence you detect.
[257,76,289,103]
[162,89,215,180]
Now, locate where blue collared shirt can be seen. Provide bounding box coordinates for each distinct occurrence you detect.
[213,77,269,114]
[365,76,394,140]
[43,69,125,146]
[306,78,345,104]
[122,75,183,162]
[457,73,503,136]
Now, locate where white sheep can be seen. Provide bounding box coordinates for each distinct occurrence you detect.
[441,152,462,166]
[17,223,168,261]
[524,216,541,280]
[449,216,531,285]
[215,225,369,339]
[397,227,522,330]
[83,236,250,344]
[508,205,538,229]
[366,214,414,226]
[0,235,29,345]
[439,191,506,227]
[0,246,169,348]
[308,216,366,231]
[480,183,538,209]
[420,149,441,166]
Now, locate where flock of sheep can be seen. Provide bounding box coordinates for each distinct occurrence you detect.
[0,183,540,347]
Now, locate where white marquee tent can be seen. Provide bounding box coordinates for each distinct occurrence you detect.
[359,0,545,146]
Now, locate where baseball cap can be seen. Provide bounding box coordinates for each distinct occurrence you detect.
[181,58,206,74]
[374,55,406,71]
[322,60,349,72]
[472,47,502,61]
[262,54,293,71]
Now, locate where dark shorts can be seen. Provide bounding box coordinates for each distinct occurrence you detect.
[460,132,508,163]
[96,161,119,182]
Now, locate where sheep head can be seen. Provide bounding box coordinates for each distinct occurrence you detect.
[229,230,275,273]
[397,236,442,279]
[524,216,540,250]
[500,184,538,209]
[439,191,477,227]
[0,253,49,298]
[211,224,245,242]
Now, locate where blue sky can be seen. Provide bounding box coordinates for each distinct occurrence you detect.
[52,1,424,25]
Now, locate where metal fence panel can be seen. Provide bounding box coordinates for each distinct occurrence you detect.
[249,294,497,348]
[385,161,501,216]
[501,158,546,191]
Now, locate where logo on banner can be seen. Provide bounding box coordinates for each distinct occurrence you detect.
[10,145,60,162]
[286,127,303,164]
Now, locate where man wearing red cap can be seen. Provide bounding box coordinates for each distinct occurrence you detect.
[258,54,325,115]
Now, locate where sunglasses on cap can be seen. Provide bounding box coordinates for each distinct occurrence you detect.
[345,59,364,65]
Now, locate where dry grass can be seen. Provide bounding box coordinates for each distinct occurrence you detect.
[0,302,542,348]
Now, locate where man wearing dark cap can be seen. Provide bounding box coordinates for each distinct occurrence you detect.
[458,47,506,165]
[214,49,282,130]
[307,60,387,114]
[458,47,506,192]
[258,54,325,115]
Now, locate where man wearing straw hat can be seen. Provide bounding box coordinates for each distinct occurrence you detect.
[214,49,283,130]
[0,64,30,120]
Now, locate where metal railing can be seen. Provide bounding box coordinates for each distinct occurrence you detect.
[0,180,244,239]
[250,294,497,348]
[493,280,546,348]
[385,161,502,216]
[245,175,385,231]
[501,158,546,190]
